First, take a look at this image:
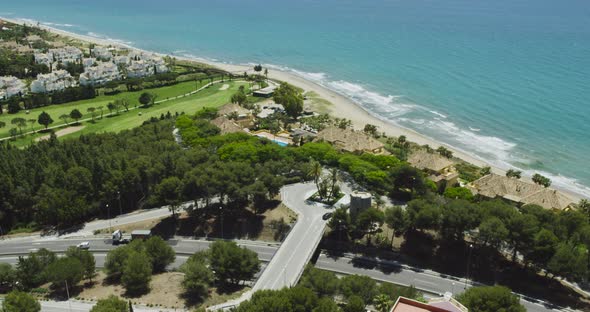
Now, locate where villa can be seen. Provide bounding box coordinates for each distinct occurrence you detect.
[0,76,27,100]
[390,296,467,312]
[467,173,574,210]
[408,149,459,189]
[30,70,77,93]
[315,126,384,154]
[211,116,245,135]
[253,85,276,98]
[257,103,285,119]
[79,62,121,86]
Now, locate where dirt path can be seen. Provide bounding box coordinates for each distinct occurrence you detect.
[35,125,85,142]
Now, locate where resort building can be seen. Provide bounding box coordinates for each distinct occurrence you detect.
[91,46,112,60]
[315,126,384,154]
[30,70,77,93]
[391,296,467,312]
[467,173,574,210]
[48,46,83,65]
[34,52,53,67]
[0,76,27,100]
[217,103,254,128]
[211,116,245,135]
[82,58,97,68]
[408,149,459,190]
[79,62,121,86]
[126,58,169,78]
[114,55,131,65]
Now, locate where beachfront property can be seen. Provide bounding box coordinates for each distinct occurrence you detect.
[126,57,169,78]
[408,149,459,190]
[33,52,53,67]
[315,126,384,154]
[0,76,27,100]
[30,70,77,93]
[390,295,468,312]
[253,85,276,98]
[467,173,574,210]
[79,62,121,86]
[91,46,112,61]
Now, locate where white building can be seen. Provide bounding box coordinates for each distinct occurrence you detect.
[114,55,130,65]
[126,54,169,78]
[0,76,26,99]
[79,62,121,86]
[92,46,112,61]
[34,52,53,67]
[82,58,97,68]
[48,46,83,65]
[30,70,77,93]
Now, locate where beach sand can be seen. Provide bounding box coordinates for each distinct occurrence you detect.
[4,17,582,201]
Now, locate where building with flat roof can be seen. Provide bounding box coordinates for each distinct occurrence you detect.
[253,85,276,97]
[391,296,467,312]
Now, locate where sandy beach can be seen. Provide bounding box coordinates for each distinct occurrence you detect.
[2,17,582,201]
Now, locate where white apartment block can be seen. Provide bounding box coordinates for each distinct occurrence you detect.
[48,46,83,65]
[30,70,77,93]
[0,76,26,100]
[34,52,53,67]
[79,62,121,86]
[92,46,112,61]
[126,54,169,78]
[83,58,97,68]
[114,55,131,65]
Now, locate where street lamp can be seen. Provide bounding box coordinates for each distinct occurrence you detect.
[106,204,111,231]
[117,191,122,216]
[465,243,473,289]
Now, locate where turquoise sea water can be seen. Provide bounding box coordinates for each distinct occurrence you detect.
[2,0,589,197]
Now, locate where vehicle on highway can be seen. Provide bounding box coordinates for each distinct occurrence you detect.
[76,242,90,250]
[322,212,333,220]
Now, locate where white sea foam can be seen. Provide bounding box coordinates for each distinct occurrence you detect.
[429,110,447,118]
[86,31,133,45]
[41,22,75,27]
[469,127,481,132]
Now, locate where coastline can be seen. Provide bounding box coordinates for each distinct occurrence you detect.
[2,16,584,201]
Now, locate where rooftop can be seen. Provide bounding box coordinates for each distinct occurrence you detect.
[391,296,467,312]
[468,173,574,210]
[211,116,244,135]
[315,126,384,154]
[408,149,454,172]
[218,103,251,117]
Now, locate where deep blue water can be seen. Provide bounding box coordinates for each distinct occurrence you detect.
[2,0,590,197]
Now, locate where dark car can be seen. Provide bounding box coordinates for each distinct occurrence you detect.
[322,213,333,220]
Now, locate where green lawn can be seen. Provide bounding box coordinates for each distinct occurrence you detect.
[0,79,222,138]
[6,81,247,146]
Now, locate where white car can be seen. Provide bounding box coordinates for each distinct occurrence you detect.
[76,242,90,250]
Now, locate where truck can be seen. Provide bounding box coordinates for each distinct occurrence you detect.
[131,229,152,240]
[111,229,130,245]
[112,229,151,245]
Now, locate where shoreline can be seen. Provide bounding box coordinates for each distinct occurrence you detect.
[1,16,584,201]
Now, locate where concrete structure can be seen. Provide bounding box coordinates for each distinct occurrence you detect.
[0,76,26,100]
[467,173,574,210]
[349,191,372,216]
[30,70,77,93]
[316,126,384,154]
[253,85,276,97]
[408,149,459,190]
[391,296,467,312]
[79,62,121,86]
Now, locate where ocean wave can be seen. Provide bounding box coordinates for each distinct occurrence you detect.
[429,110,447,119]
[42,21,75,27]
[86,32,133,45]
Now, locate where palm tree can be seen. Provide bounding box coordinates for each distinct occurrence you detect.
[374,294,393,312]
[308,160,322,194]
[327,167,340,201]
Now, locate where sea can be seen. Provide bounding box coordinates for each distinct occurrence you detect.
[2,0,589,198]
